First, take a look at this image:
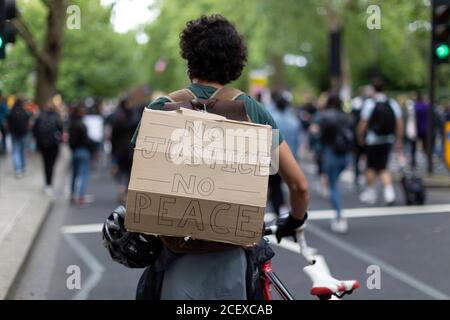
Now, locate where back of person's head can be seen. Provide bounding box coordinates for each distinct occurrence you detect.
[44,97,57,111]
[13,98,24,109]
[326,92,342,111]
[272,90,289,112]
[372,77,384,93]
[72,104,85,120]
[180,14,247,85]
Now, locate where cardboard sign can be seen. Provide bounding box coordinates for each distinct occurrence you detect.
[125,108,272,247]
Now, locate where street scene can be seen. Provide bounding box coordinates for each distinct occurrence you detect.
[1,0,450,302]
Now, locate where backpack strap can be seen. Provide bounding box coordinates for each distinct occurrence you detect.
[163,89,196,103]
[210,87,243,101]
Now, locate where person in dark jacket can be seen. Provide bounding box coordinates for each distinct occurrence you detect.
[315,93,353,233]
[33,98,63,196]
[7,99,31,178]
[111,98,140,204]
[68,105,96,206]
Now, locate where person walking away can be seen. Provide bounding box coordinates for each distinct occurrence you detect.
[0,91,10,155]
[68,105,96,207]
[309,92,329,198]
[358,78,403,205]
[7,99,31,178]
[350,85,374,189]
[411,91,429,169]
[33,98,63,196]
[268,90,301,216]
[131,15,309,300]
[317,93,353,233]
[111,98,140,204]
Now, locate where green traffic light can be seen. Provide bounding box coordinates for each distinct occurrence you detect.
[436,44,450,59]
[0,37,3,48]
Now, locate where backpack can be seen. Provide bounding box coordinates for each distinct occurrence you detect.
[333,124,354,154]
[368,100,396,135]
[8,106,30,136]
[34,112,61,148]
[321,109,354,154]
[157,86,251,254]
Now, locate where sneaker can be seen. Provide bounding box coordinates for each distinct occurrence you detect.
[15,171,23,179]
[360,188,377,205]
[331,218,348,234]
[384,186,396,205]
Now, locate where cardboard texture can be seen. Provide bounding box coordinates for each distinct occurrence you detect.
[125,108,272,246]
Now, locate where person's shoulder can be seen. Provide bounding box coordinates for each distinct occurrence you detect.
[147,96,171,110]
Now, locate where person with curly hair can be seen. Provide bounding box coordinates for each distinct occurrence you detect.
[129,14,309,300]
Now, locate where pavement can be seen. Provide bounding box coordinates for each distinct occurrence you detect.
[0,146,69,299]
[3,148,450,300]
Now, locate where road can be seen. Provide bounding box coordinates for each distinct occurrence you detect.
[8,156,450,300]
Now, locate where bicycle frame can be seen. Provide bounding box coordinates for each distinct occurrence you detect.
[261,224,359,300]
[260,260,295,300]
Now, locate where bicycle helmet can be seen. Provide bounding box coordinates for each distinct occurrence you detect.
[102,205,162,268]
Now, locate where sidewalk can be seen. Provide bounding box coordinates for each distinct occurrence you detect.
[0,147,69,299]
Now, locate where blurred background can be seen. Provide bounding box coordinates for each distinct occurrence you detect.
[0,0,450,300]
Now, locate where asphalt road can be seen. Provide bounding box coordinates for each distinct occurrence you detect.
[8,157,450,300]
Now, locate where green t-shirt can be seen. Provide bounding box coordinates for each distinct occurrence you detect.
[131,83,283,145]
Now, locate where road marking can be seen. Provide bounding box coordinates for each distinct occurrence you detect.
[307,204,450,220]
[59,204,450,235]
[61,224,103,234]
[306,223,450,300]
[62,233,105,300]
[60,203,450,235]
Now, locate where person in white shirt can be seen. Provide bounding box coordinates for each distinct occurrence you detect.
[357,78,404,205]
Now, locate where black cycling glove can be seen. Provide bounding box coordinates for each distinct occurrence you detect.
[275,212,308,243]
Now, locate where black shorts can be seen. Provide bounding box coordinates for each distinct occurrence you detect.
[366,143,392,172]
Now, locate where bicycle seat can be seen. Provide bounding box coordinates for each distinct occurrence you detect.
[303,264,359,300]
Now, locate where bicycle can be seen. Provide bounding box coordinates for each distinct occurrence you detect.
[261,223,360,300]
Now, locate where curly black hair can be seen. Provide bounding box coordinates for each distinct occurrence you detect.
[180,15,247,85]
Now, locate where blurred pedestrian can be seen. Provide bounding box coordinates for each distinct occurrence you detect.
[7,99,31,178]
[111,98,140,204]
[309,92,329,198]
[358,78,404,206]
[351,86,374,188]
[0,91,10,155]
[268,90,301,215]
[316,93,353,233]
[411,91,430,169]
[33,97,63,196]
[68,105,96,207]
[397,94,416,157]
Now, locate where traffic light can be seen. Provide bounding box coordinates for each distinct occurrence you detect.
[432,0,450,65]
[0,0,17,60]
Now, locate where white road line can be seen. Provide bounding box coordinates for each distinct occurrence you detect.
[59,204,450,235]
[307,204,450,220]
[61,224,103,234]
[306,223,450,300]
[62,233,105,300]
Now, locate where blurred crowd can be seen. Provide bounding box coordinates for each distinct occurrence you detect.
[1,81,449,230]
[256,78,450,234]
[0,88,147,208]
